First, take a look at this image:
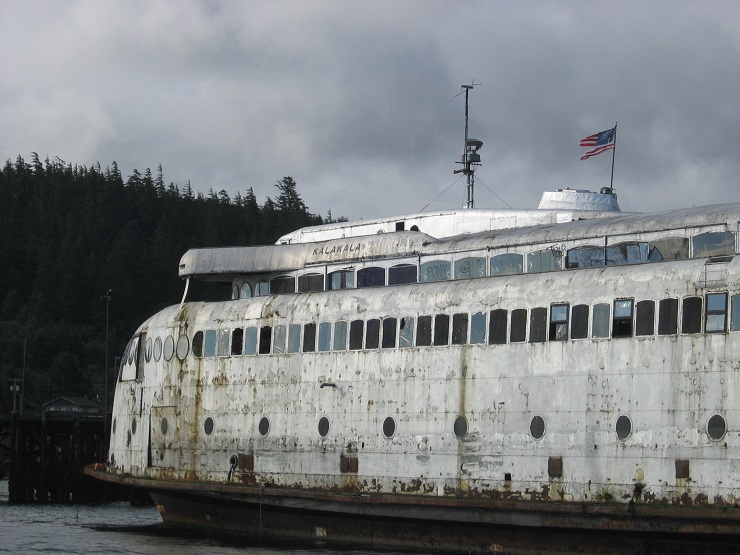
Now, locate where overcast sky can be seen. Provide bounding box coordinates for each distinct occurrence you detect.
[2,1,739,221]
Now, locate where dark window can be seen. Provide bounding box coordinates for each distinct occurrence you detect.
[707,414,727,440]
[616,415,632,440]
[204,417,214,436]
[612,299,634,338]
[682,297,703,334]
[318,416,330,437]
[571,304,589,339]
[416,316,432,346]
[298,273,324,292]
[388,264,417,285]
[366,318,380,349]
[510,309,527,343]
[636,300,655,336]
[349,320,364,350]
[258,326,272,354]
[231,328,243,355]
[451,313,469,345]
[529,307,547,343]
[258,417,270,436]
[303,323,317,352]
[530,416,545,439]
[357,267,385,288]
[706,292,728,333]
[434,314,450,346]
[270,275,295,294]
[383,416,396,438]
[658,298,679,335]
[489,309,508,344]
[382,318,397,349]
[453,415,468,438]
[192,330,204,358]
[549,304,569,341]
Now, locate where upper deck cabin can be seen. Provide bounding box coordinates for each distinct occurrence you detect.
[177,188,740,300]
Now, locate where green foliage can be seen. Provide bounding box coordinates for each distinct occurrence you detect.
[0,155,337,413]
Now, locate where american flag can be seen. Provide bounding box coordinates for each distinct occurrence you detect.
[580,126,616,160]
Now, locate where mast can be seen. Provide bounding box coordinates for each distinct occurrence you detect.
[454,82,482,209]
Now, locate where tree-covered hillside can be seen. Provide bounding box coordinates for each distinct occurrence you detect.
[0,154,332,413]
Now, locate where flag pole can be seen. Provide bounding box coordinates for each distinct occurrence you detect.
[609,122,617,190]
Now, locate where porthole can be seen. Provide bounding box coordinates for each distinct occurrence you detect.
[110,453,116,466]
[112,418,116,434]
[161,417,168,435]
[453,415,468,438]
[616,414,632,441]
[530,415,546,440]
[176,334,189,360]
[383,416,396,438]
[259,416,270,436]
[153,336,162,361]
[131,417,137,435]
[145,337,153,362]
[707,414,727,441]
[204,417,214,436]
[318,416,330,437]
[163,335,175,361]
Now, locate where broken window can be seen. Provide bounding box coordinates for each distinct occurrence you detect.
[489,309,508,344]
[527,248,562,273]
[365,319,380,349]
[529,307,547,343]
[592,303,610,338]
[399,317,414,348]
[658,298,679,335]
[571,304,589,339]
[357,267,385,288]
[416,315,432,346]
[612,299,634,338]
[470,312,486,344]
[388,264,417,285]
[566,246,605,269]
[382,318,397,349]
[333,321,348,351]
[649,237,689,261]
[692,231,735,258]
[510,309,527,343]
[231,328,243,355]
[216,329,230,356]
[454,257,486,280]
[636,300,655,336]
[605,242,648,266]
[491,253,523,276]
[434,314,450,346]
[349,320,364,350]
[258,326,272,354]
[420,260,451,282]
[318,322,332,352]
[192,331,204,358]
[549,304,569,341]
[682,296,703,334]
[298,273,324,292]
[705,292,728,333]
[452,313,469,344]
[272,325,286,354]
[303,322,317,352]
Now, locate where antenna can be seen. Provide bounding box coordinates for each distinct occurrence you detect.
[454,81,483,209]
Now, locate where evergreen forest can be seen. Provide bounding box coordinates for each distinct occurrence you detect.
[0,154,338,414]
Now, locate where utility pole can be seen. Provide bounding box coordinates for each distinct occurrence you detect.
[9,378,21,413]
[454,81,483,209]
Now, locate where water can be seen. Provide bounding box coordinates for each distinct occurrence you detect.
[0,480,391,555]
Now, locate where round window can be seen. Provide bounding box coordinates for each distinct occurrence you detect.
[161,417,168,435]
[112,418,116,435]
[318,416,330,437]
[176,334,189,360]
[707,414,727,440]
[454,415,468,438]
[530,415,546,440]
[154,336,162,361]
[616,414,632,440]
[131,417,137,435]
[241,283,252,299]
[383,416,396,438]
[163,335,175,361]
[204,416,214,435]
[259,416,270,436]
[232,285,240,300]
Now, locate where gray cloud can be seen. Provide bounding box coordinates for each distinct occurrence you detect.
[2,0,739,221]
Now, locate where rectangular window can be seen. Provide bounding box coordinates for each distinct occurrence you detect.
[571,304,589,339]
[303,323,317,352]
[318,322,332,352]
[216,329,230,356]
[258,326,272,354]
[204,329,217,357]
[434,314,450,346]
[349,319,364,350]
[732,294,740,331]
[682,296,703,334]
[416,315,432,346]
[273,325,286,354]
[706,292,728,333]
[399,317,414,348]
[287,324,301,353]
[452,313,469,345]
[382,318,397,349]
[489,309,508,344]
[136,333,146,381]
[592,303,610,338]
[636,300,655,336]
[298,273,324,292]
[658,298,679,335]
[333,321,348,351]
[244,326,258,355]
[365,318,380,349]
[470,312,486,344]
[549,304,569,341]
[529,307,547,343]
[612,299,634,338]
[231,328,243,355]
[510,309,527,342]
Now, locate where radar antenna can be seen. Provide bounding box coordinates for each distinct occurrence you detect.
[454,81,483,209]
